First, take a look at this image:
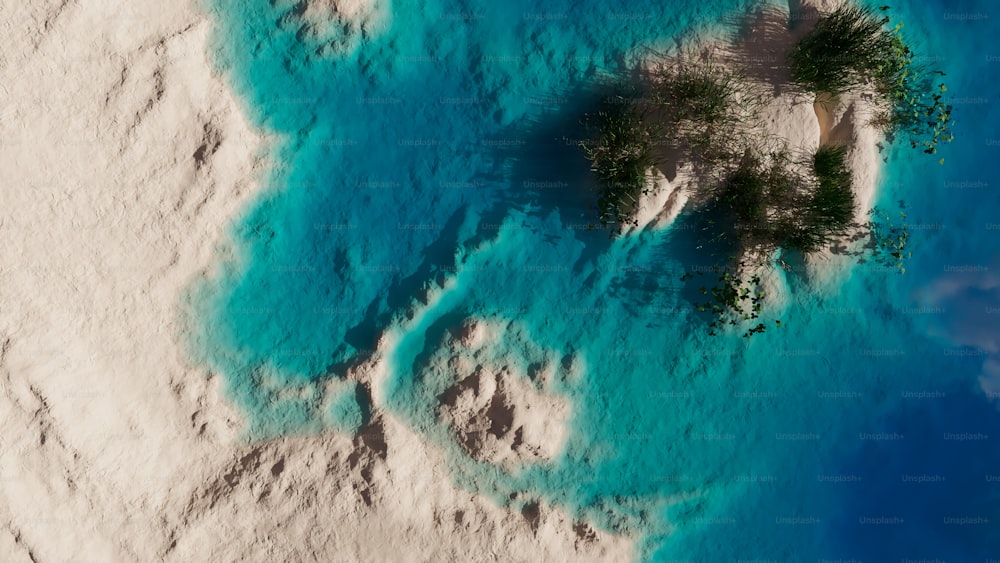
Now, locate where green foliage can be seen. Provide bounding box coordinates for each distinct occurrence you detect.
[719,151,770,237]
[810,145,855,231]
[686,147,857,338]
[655,63,735,125]
[789,4,953,157]
[688,263,780,338]
[873,22,954,156]
[783,145,857,253]
[651,63,767,171]
[580,91,658,230]
[713,148,835,257]
[867,205,911,274]
[580,65,765,230]
[789,4,896,95]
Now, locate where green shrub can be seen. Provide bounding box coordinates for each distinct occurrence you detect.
[789,5,897,95]
[689,263,779,338]
[867,205,911,274]
[811,145,855,231]
[580,91,658,229]
[655,63,739,126]
[783,145,857,253]
[651,63,765,167]
[718,151,770,240]
[789,4,953,157]
[581,64,773,231]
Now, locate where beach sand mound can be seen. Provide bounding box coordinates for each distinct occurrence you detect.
[437,321,571,467]
[439,365,568,465]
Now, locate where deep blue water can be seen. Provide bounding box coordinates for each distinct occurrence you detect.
[189,0,1000,559]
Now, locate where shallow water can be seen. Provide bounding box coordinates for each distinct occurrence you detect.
[191,0,1000,559]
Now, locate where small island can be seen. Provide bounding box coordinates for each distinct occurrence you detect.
[580,1,952,337]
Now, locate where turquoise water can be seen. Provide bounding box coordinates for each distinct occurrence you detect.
[190,0,1000,559]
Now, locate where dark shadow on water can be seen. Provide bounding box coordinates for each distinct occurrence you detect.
[656,203,743,324]
[353,381,373,429]
[341,205,471,360]
[385,205,470,312]
[485,82,616,254]
[342,299,385,360]
[408,308,472,388]
[476,77,754,333]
